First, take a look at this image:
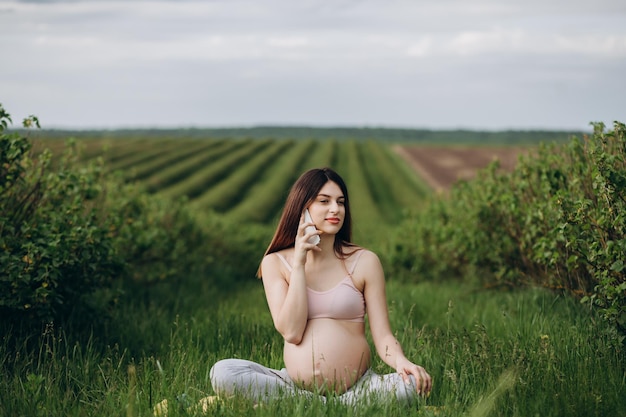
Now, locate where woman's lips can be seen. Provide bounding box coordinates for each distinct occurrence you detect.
[326,218,341,224]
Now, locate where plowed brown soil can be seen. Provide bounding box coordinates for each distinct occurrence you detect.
[394,145,531,192]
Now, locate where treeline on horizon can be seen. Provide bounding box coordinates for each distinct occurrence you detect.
[21,125,585,144]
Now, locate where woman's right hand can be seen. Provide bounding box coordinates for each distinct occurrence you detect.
[293,213,321,266]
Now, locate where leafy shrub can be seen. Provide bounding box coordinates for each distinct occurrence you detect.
[105,185,208,286]
[0,105,238,332]
[387,122,626,336]
[0,106,124,326]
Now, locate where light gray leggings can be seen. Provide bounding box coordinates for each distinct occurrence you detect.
[210,359,418,405]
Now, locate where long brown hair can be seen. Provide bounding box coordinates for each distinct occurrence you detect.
[257,167,356,277]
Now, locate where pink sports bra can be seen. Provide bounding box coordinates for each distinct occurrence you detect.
[275,251,366,323]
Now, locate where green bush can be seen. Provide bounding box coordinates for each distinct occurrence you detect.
[0,106,124,326]
[106,186,208,286]
[0,105,226,332]
[387,122,626,336]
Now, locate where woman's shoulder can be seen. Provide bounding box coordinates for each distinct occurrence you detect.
[345,246,378,259]
[271,247,294,261]
[345,247,382,270]
[262,247,293,259]
[261,248,294,273]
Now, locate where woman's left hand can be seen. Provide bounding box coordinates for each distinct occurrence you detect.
[396,357,432,396]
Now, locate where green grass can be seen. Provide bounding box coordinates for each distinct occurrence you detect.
[2,274,624,417]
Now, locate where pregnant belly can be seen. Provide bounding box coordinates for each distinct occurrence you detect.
[283,319,371,394]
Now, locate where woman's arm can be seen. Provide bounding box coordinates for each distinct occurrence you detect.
[360,250,432,395]
[261,254,308,344]
[260,217,321,345]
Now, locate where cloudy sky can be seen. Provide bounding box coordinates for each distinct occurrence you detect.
[1,0,625,130]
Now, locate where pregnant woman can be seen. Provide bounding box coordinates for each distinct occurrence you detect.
[210,167,432,405]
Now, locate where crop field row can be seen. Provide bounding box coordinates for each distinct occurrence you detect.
[32,137,431,228]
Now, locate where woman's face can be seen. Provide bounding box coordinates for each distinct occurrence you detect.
[307,181,345,236]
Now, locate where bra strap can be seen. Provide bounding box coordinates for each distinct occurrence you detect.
[348,249,365,275]
[274,252,292,272]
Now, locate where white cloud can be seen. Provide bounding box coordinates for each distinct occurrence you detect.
[445,29,626,57]
[1,0,625,129]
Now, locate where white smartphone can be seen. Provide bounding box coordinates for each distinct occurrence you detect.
[304,209,320,245]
